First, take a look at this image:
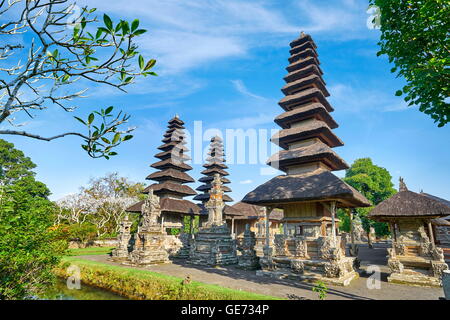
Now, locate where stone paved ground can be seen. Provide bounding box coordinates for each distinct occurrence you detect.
[78,243,444,300]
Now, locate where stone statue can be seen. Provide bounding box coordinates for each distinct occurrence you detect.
[140,190,161,230]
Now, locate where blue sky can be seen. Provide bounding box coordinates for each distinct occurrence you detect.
[2,0,449,202]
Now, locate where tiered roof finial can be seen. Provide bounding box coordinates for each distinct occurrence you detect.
[194,136,233,203]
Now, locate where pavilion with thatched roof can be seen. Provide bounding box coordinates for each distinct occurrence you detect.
[242,32,370,286]
[369,177,449,287]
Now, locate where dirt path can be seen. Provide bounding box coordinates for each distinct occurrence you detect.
[76,244,444,300]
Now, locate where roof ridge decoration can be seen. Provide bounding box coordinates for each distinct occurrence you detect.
[399,177,408,192]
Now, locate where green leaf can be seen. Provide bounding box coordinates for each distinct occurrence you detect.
[395,90,403,96]
[105,106,114,114]
[122,135,133,141]
[103,14,113,31]
[88,113,95,125]
[74,116,86,125]
[131,19,139,32]
[144,59,156,71]
[133,29,147,36]
[101,137,111,144]
[138,55,144,70]
[112,133,121,144]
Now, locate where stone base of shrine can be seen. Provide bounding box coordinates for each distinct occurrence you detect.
[124,250,171,266]
[237,256,260,270]
[188,224,238,266]
[256,256,359,287]
[123,229,171,266]
[256,268,359,287]
[109,249,129,262]
[388,271,442,288]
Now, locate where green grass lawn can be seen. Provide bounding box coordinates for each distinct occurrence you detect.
[66,247,114,256]
[56,257,281,300]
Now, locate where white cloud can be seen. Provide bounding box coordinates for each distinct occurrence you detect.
[239,179,253,184]
[231,80,266,100]
[328,83,410,114]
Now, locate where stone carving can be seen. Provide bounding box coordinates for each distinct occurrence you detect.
[203,174,225,228]
[294,239,307,258]
[274,234,287,256]
[126,191,170,265]
[319,237,341,261]
[324,262,341,278]
[237,224,260,270]
[111,215,132,261]
[290,260,304,274]
[431,261,448,278]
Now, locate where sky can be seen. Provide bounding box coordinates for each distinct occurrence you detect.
[2,0,449,202]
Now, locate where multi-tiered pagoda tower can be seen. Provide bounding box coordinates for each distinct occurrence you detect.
[194,136,233,203]
[127,115,200,232]
[242,33,370,286]
[194,136,242,229]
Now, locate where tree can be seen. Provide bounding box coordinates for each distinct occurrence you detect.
[339,158,397,238]
[0,140,66,299]
[56,173,144,237]
[370,0,449,127]
[0,0,157,158]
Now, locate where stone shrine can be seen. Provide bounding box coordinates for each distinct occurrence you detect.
[370,178,449,287]
[126,191,171,265]
[242,32,371,286]
[238,224,260,270]
[189,174,238,266]
[110,215,132,261]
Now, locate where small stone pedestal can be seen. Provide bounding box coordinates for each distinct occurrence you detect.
[238,224,260,270]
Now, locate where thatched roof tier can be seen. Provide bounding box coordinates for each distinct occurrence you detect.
[161,135,186,144]
[289,40,317,56]
[274,103,338,129]
[281,74,328,96]
[157,141,189,152]
[164,126,185,136]
[231,202,284,221]
[286,56,320,73]
[203,162,228,169]
[288,47,318,64]
[154,150,191,161]
[195,136,233,203]
[200,167,229,176]
[168,116,184,125]
[146,169,195,183]
[271,120,344,149]
[267,140,349,172]
[290,33,317,49]
[196,184,231,193]
[144,182,197,197]
[420,193,450,208]
[127,198,200,215]
[151,159,193,172]
[283,64,323,84]
[193,193,233,203]
[198,176,231,184]
[369,190,450,220]
[279,87,333,112]
[242,170,371,208]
